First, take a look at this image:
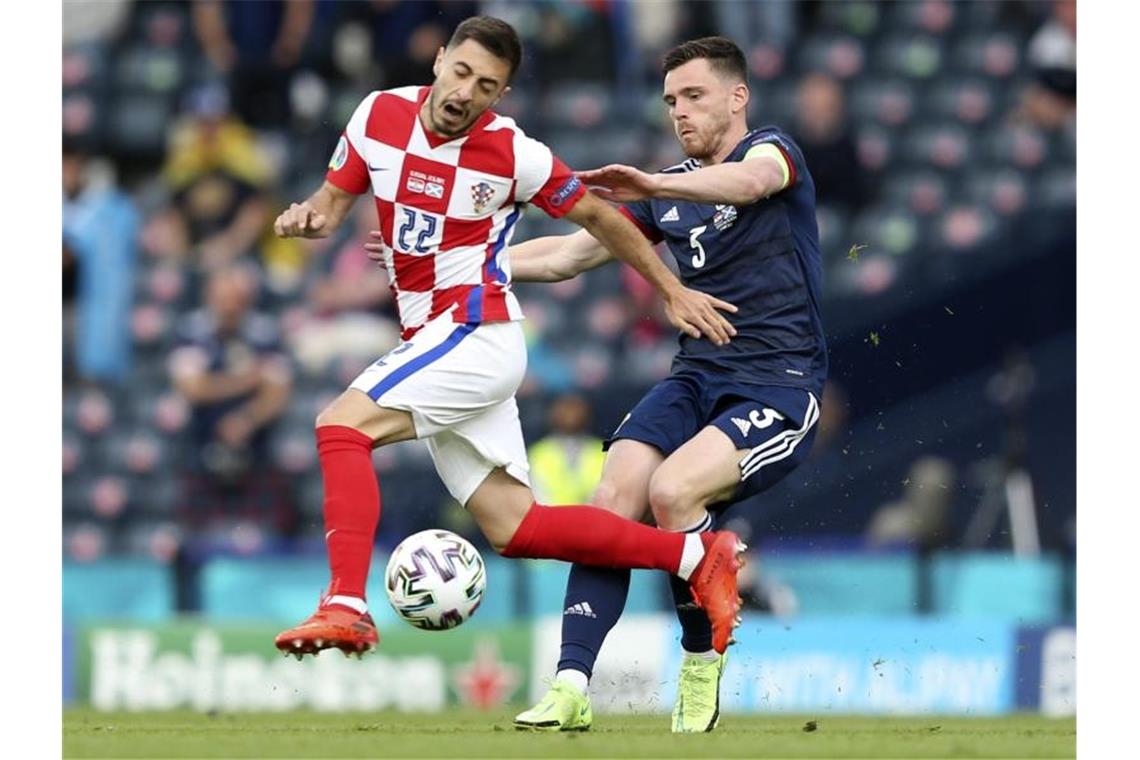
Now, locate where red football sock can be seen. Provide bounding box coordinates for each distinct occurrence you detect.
[316,425,379,600]
[502,503,687,573]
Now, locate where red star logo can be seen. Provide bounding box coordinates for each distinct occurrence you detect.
[451,639,522,709]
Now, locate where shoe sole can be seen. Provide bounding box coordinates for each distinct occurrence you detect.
[274,632,378,660]
[513,721,590,732]
[275,641,377,660]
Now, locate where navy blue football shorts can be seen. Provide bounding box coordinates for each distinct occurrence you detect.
[604,368,821,504]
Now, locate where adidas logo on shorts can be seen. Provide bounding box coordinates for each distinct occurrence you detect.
[563,602,598,618]
[659,206,680,223]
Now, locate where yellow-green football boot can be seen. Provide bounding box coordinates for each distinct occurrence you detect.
[671,651,728,733]
[514,679,592,731]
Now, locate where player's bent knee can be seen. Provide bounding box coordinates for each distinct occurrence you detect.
[591,480,644,520]
[480,511,524,556]
[592,480,620,509]
[315,392,370,430]
[647,474,701,530]
[647,474,684,512]
[315,390,415,445]
[466,469,535,555]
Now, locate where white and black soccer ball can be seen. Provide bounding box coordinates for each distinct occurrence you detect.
[384,529,486,630]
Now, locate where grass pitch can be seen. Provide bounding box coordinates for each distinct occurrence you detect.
[64,708,1074,758]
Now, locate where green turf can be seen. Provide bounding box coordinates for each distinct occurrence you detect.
[63,708,1075,759]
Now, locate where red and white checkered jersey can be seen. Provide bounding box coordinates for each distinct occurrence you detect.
[326,85,587,339]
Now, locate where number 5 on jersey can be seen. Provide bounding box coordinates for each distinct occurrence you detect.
[689,225,708,269]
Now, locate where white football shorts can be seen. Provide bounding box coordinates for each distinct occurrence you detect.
[348,313,530,505]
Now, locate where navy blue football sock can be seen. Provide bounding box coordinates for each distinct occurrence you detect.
[669,573,714,652]
[669,511,715,652]
[556,563,631,678]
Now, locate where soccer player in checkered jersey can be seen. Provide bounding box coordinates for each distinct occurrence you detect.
[500,37,828,732]
[271,18,746,660]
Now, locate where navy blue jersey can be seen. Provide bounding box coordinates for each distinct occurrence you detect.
[623,126,828,395]
[173,309,289,454]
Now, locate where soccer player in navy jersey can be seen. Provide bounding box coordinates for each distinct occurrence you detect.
[507,37,828,732]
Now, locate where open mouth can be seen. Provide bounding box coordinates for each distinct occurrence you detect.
[442,102,465,120]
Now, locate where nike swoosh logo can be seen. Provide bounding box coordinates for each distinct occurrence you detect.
[368,165,389,172]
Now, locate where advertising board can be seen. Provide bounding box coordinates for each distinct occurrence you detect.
[75,622,530,712]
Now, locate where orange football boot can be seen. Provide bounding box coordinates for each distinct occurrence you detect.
[274,588,379,660]
[688,531,748,654]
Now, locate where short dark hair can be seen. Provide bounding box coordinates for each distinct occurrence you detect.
[447,16,522,80]
[663,36,747,82]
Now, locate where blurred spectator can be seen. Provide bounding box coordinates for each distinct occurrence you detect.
[168,264,296,532]
[1012,0,1076,131]
[528,393,606,505]
[63,141,140,386]
[530,2,620,84]
[63,239,78,380]
[146,85,296,279]
[621,262,673,347]
[383,19,449,87]
[714,0,796,51]
[628,0,683,62]
[290,208,401,375]
[326,1,477,90]
[738,555,799,616]
[516,303,576,397]
[813,381,850,453]
[192,0,315,129]
[63,0,129,45]
[793,72,866,212]
[866,456,957,551]
[715,0,797,80]
[367,1,476,67]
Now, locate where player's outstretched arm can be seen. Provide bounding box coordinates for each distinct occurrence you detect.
[363,227,613,282]
[580,154,788,207]
[564,192,737,345]
[273,181,357,239]
[507,229,614,282]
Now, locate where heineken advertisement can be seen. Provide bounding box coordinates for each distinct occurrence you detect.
[71,616,1074,715]
[75,622,531,712]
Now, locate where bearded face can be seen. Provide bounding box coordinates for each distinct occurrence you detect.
[424,39,511,137]
[663,58,747,162]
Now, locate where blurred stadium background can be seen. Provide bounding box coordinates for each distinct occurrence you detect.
[62,0,1074,720]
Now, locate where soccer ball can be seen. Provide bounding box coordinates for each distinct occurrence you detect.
[384,529,487,630]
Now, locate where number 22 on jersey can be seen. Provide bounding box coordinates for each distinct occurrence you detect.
[397,207,442,254]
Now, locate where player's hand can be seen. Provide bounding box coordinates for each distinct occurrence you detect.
[274,202,329,239]
[363,230,387,263]
[662,286,738,346]
[577,164,662,202]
